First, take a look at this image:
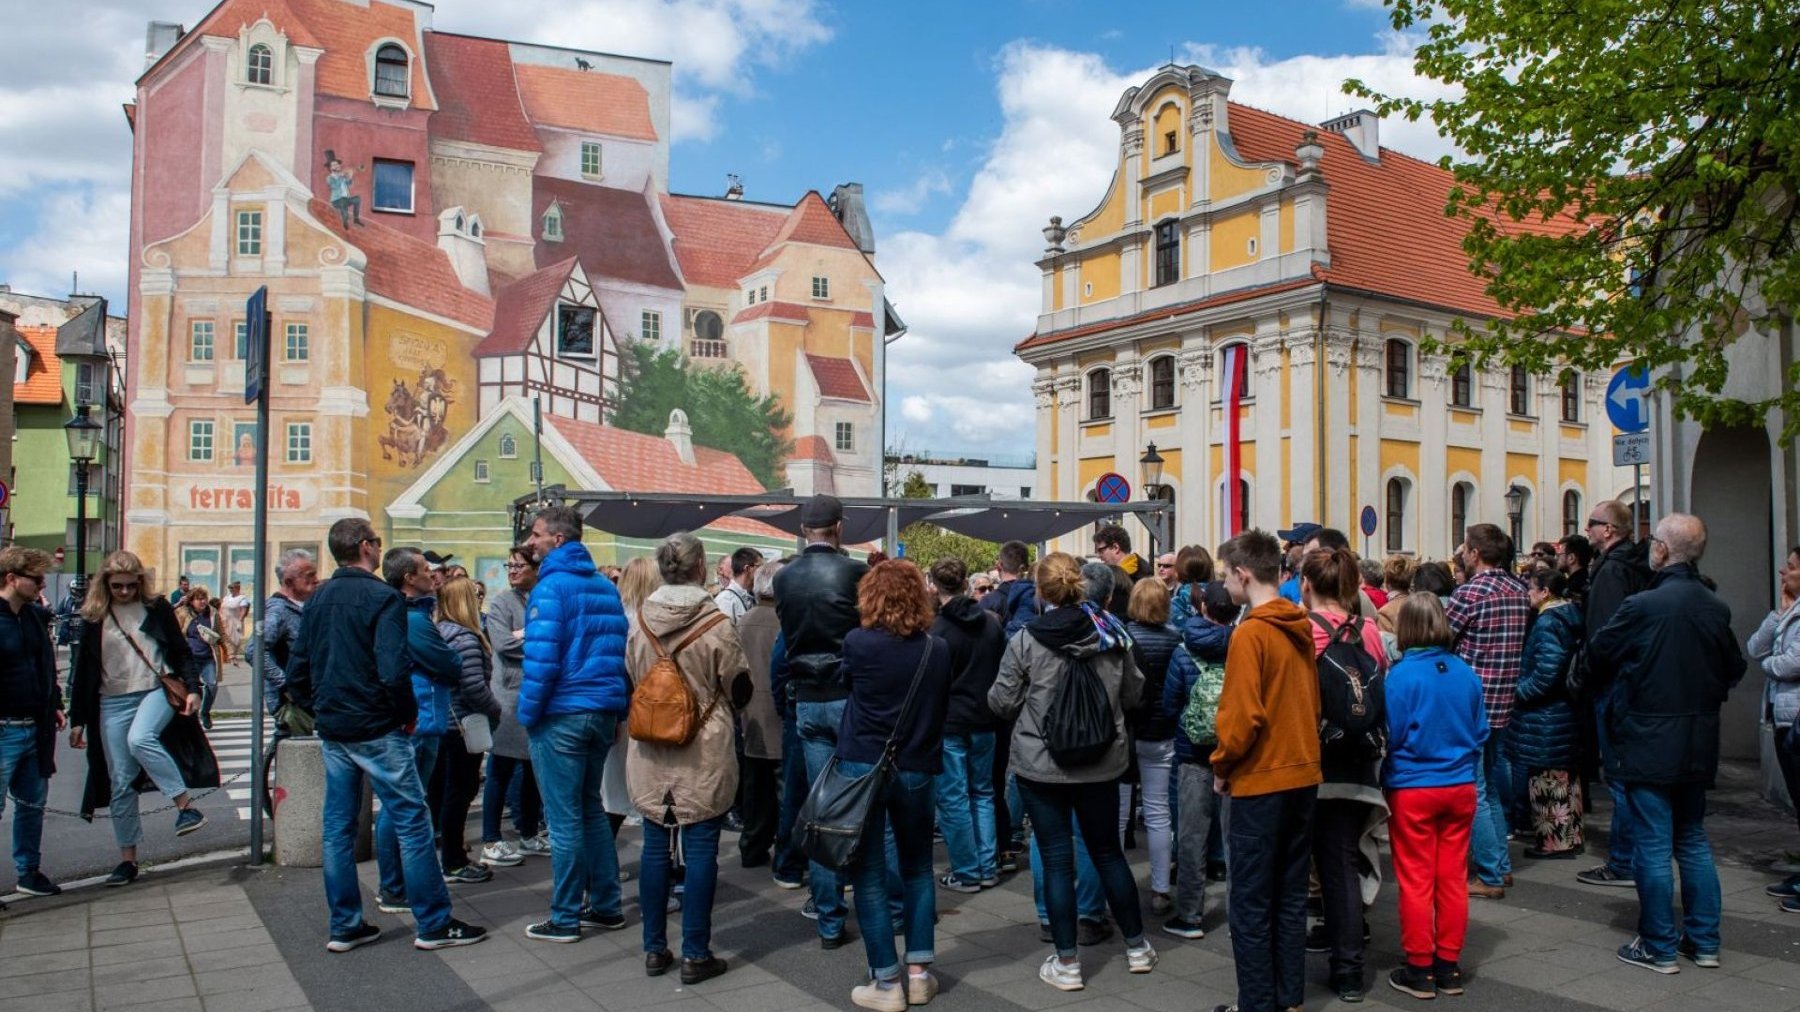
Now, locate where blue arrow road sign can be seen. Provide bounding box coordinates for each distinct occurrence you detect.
[1605,365,1650,433]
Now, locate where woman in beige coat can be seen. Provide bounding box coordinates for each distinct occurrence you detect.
[624,532,750,986]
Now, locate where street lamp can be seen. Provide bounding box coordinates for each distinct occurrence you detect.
[64,404,103,601]
[1139,442,1165,494]
[1504,483,1527,547]
[1139,442,1173,556]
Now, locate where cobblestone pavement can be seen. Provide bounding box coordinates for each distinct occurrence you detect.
[2,768,1797,1012]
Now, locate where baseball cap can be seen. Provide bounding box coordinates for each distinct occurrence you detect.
[799,494,844,528]
[1276,522,1322,545]
[422,550,455,570]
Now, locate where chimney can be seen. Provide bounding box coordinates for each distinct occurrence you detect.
[1320,110,1380,161]
[664,409,696,466]
[145,21,185,67]
[436,207,490,297]
[827,183,876,254]
[724,174,743,200]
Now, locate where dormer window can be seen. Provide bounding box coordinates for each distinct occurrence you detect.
[542,203,564,242]
[580,141,602,179]
[373,43,409,99]
[247,44,273,86]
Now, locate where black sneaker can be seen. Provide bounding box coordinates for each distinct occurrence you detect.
[1388,964,1437,999]
[1616,936,1678,974]
[1765,877,1800,898]
[326,922,381,953]
[1576,864,1635,887]
[376,891,409,914]
[1306,923,1329,953]
[820,932,850,950]
[443,864,493,885]
[104,861,138,887]
[174,807,206,836]
[1076,917,1113,946]
[1162,917,1206,940]
[414,918,487,950]
[679,955,728,985]
[1038,922,1054,944]
[526,920,581,943]
[1433,960,1465,995]
[16,871,61,897]
[1333,972,1365,1003]
[1677,937,1720,968]
[938,873,982,894]
[577,908,626,931]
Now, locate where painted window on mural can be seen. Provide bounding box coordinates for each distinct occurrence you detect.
[812,275,829,299]
[557,304,596,357]
[236,210,262,256]
[234,321,248,360]
[641,310,661,342]
[474,459,490,483]
[286,422,312,463]
[372,159,414,213]
[189,420,215,462]
[580,141,602,178]
[499,433,518,459]
[191,321,215,362]
[834,421,855,452]
[691,310,725,358]
[542,204,563,241]
[284,323,309,361]
[373,43,409,98]
[246,44,273,85]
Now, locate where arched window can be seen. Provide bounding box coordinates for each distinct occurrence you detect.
[1148,356,1175,410]
[373,43,410,98]
[1450,481,1472,551]
[1154,220,1179,287]
[1450,361,1473,407]
[690,310,726,358]
[1236,478,1251,535]
[1220,477,1251,538]
[1509,365,1531,415]
[1562,489,1582,537]
[246,43,273,86]
[1214,342,1251,403]
[1087,369,1111,420]
[498,432,518,459]
[1385,339,1410,398]
[542,204,563,242]
[1385,477,1410,552]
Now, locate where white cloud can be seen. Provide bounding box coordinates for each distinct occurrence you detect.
[0,188,132,303]
[870,168,953,217]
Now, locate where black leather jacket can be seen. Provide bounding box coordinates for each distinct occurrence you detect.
[773,543,868,702]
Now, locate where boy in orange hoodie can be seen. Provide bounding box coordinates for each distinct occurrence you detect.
[1210,529,1322,1012]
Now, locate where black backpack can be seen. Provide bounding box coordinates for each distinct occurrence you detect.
[1308,612,1387,760]
[1043,654,1116,768]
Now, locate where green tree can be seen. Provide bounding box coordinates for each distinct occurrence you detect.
[894,470,1003,572]
[608,342,793,488]
[1348,0,1800,439]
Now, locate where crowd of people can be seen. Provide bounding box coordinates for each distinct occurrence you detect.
[0,489,1787,1010]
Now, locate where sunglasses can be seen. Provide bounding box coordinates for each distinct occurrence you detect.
[1585,519,1609,529]
[363,536,383,548]
[108,582,138,593]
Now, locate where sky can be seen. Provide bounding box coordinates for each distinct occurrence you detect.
[0,0,1457,460]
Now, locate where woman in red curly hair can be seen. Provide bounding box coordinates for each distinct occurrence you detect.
[836,559,953,1010]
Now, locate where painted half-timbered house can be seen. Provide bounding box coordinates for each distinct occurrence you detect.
[474,258,619,424]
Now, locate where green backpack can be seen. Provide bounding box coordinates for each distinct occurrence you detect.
[1176,644,1228,751]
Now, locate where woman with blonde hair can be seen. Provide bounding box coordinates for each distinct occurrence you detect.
[174,585,220,729]
[435,576,503,883]
[68,552,219,886]
[607,557,663,836]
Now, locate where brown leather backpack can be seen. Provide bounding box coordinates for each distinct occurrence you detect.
[628,608,729,747]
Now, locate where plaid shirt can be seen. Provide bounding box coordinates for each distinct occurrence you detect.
[1446,569,1531,728]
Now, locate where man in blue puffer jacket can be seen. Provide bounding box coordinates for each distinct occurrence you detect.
[518,504,630,943]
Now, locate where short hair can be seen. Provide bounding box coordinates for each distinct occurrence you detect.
[753,559,785,601]
[1036,552,1085,607]
[858,560,934,637]
[382,547,423,589]
[1359,558,1384,589]
[996,540,1031,576]
[1594,499,1632,532]
[1177,545,1215,584]
[1655,512,1707,565]
[1465,523,1511,567]
[1557,534,1594,566]
[1395,593,1455,652]
[1080,561,1115,608]
[656,531,708,586]
[275,548,315,584]
[1412,561,1457,597]
[1301,548,1360,607]
[1127,577,1170,624]
[509,544,536,567]
[0,546,53,582]
[1530,541,1558,560]
[1093,524,1131,554]
[729,547,763,576]
[532,504,584,543]
[1313,528,1351,552]
[1382,554,1417,592]
[328,518,376,565]
[928,557,967,597]
[1530,568,1569,598]
[1219,529,1283,585]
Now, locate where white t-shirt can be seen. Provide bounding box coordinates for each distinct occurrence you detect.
[99,602,163,696]
[714,584,754,623]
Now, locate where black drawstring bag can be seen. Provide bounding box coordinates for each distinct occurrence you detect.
[1044,654,1115,768]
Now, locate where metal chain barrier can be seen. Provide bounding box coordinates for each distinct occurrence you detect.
[6,766,253,819]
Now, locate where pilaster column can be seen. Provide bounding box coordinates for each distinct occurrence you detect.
[1178,344,1213,545]
[1322,331,1355,525]
[1419,349,1451,554]
[1352,339,1384,534]
[1584,372,1612,505]
[1033,375,1056,503]
[1285,331,1319,528]
[1055,375,1082,502]
[1251,323,1285,531]
[1479,368,1510,525]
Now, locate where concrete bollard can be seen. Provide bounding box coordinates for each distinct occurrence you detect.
[272,737,373,866]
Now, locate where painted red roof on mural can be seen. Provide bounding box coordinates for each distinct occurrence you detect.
[805,355,871,403]
[659,195,790,289]
[745,192,863,273]
[731,301,811,326]
[792,434,835,463]
[173,0,433,110]
[424,33,541,153]
[476,259,576,356]
[13,326,64,406]
[546,412,764,496]
[513,64,656,142]
[534,178,681,291]
[310,199,494,330]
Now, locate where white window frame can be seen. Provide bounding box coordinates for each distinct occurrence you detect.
[189,420,215,462]
[236,209,262,256]
[499,433,519,459]
[580,141,602,178]
[811,275,830,299]
[285,422,312,463]
[246,43,274,86]
[641,310,661,342]
[542,205,563,242]
[474,459,490,483]
[371,159,415,214]
[283,322,309,361]
[191,320,216,362]
[834,421,855,452]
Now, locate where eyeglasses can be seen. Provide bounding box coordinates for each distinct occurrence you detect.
[1156,563,1175,570]
[362,536,383,549]
[1585,519,1609,529]
[108,582,137,593]
[504,563,529,571]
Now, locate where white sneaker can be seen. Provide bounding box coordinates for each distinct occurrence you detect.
[850,980,906,1011]
[481,840,524,867]
[1127,942,1158,974]
[1039,954,1084,991]
[518,833,551,857]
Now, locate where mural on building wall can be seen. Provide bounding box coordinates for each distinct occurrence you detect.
[232,422,258,467]
[323,149,365,228]
[380,368,457,467]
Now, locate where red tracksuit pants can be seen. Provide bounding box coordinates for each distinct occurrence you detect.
[1386,784,1477,966]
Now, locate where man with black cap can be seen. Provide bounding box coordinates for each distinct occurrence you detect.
[423,551,455,592]
[1276,523,1322,604]
[772,494,869,948]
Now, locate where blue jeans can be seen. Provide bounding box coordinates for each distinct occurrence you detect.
[1596,693,1636,877]
[98,690,188,849]
[641,818,721,961]
[1470,736,1513,887]
[1032,818,1105,924]
[0,725,46,878]
[529,712,624,928]
[936,732,997,883]
[1623,782,1721,959]
[774,708,809,880]
[797,699,850,939]
[322,733,452,936]
[1019,778,1145,959]
[841,761,937,981]
[376,734,440,899]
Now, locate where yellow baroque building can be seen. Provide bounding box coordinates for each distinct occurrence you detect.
[1018,65,1635,558]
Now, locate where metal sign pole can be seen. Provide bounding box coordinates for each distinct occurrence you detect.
[246,287,270,866]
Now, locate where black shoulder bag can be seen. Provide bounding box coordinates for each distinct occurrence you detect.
[795,639,934,871]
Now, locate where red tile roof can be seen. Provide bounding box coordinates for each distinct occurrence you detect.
[475,259,575,356]
[180,0,432,109]
[191,0,322,49]
[310,198,494,330]
[731,301,811,326]
[546,412,764,496]
[424,33,540,153]
[805,355,870,403]
[792,434,835,463]
[659,195,790,289]
[534,178,681,291]
[13,325,63,406]
[849,311,875,329]
[513,64,656,142]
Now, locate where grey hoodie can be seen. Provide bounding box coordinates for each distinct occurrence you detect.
[988,606,1143,785]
